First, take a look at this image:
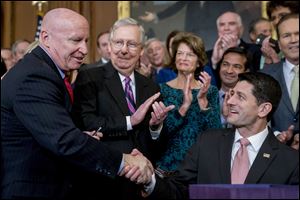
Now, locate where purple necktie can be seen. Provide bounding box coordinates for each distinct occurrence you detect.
[124,77,136,115]
[231,138,250,184]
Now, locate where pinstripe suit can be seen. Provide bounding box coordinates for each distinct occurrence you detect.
[1,46,122,199]
[261,61,299,132]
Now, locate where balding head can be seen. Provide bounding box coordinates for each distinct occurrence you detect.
[41,8,88,35]
[39,8,89,71]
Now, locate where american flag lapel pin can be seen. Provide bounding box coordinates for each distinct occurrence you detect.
[263,153,270,158]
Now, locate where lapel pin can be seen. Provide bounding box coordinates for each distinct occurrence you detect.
[263,153,270,158]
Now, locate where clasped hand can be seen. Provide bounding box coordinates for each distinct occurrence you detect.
[120,149,154,185]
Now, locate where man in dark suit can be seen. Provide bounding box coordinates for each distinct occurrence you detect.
[71,18,174,200]
[261,13,299,149]
[206,11,262,86]
[1,8,154,200]
[126,72,299,199]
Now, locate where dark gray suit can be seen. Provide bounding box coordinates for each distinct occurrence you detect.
[1,46,122,199]
[261,61,299,132]
[149,128,299,199]
[71,62,166,200]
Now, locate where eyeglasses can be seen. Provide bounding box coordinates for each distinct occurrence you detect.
[111,39,141,51]
[176,50,197,59]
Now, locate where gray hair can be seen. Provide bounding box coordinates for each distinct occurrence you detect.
[144,38,164,50]
[216,11,243,28]
[11,39,30,56]
[109,17,146,45]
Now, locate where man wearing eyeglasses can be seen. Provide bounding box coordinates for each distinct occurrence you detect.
[71,18,174,200]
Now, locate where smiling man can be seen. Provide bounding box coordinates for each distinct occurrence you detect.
[1,9,154,199]
[261,13,299,149]
[217,47,250,128]
[124,72,299,199]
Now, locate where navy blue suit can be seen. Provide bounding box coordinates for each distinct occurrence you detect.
[1,46,122,199]
[261,61,299,132]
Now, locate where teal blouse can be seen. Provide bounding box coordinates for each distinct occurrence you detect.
[156,83,221,171]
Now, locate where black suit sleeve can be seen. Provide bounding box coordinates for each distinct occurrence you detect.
[72,68,127,133]
[14,69,122,178]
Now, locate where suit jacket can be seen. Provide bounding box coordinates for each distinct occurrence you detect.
[149,128,299,199]
[79,59,107,72]
[1,46,122,199]
[261,61,299,132]
[71,62,165,199]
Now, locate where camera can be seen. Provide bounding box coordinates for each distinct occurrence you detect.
[255,34,280,53]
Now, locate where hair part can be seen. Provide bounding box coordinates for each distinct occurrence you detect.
[238,72,282,121]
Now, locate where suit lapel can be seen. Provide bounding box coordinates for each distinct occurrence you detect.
[245,129,279,183]
[32,46,72,111]
[104,63,130,116]
[219,129,235,183]
[276,63,295,113]
[134,72,149,108]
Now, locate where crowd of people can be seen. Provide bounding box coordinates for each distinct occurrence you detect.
[1,2,299,200]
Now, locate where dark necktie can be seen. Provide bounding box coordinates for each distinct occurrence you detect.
[124,77,136,115]
[231,138,250,184]
[64,77,74,104]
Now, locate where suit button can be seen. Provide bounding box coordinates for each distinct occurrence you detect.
[293,118,297,122]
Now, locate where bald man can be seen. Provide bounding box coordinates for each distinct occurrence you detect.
[1,8,155,199]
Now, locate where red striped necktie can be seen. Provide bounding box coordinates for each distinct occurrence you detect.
[64,77,74,104]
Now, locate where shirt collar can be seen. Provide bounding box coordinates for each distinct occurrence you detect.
[39,45,65,79]
[234,126,269,152]
[119,72,135,86]
[285,59,297,73]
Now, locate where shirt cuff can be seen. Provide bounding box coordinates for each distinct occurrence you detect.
[273,130,281,136]
[142,173,156,196]
[126,116,133,131]
[118,157,125,175]
[149,123,163,140]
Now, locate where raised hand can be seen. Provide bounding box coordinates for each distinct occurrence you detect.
[291,133,299,150]
[211,34,238,66]
[222,90,231,119]
[276,125,294,143]
[178,73,193,116]
[130,92,160,126]
[149,101,175,126]
[197,71,211,110]
[261,36,280,64]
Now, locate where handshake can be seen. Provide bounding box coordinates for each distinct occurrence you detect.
[120,149,154,185]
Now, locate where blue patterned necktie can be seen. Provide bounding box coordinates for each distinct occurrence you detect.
[124,77,136,115]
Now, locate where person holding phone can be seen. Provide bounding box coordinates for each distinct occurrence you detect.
[155,32,221,176]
